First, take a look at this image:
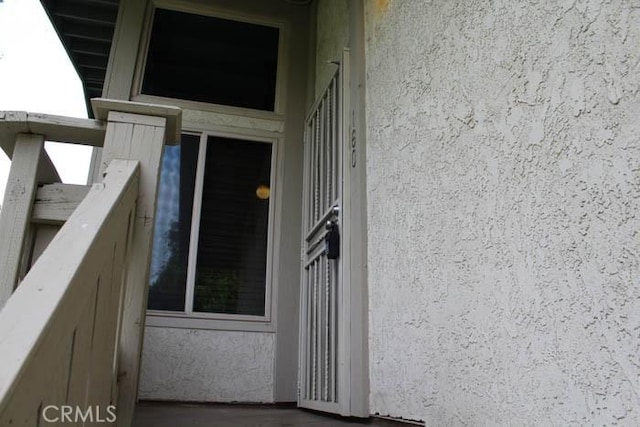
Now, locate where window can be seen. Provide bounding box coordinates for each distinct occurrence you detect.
[141,8,280,111]
[148,134,200,311]
[149,134,274,318]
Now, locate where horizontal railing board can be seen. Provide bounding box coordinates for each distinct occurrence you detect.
[32,183,91,225]
[0,111,106,159]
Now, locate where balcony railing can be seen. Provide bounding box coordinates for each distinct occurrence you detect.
[0,99,181,426]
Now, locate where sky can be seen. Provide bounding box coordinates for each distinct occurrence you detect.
[0,0,92,204]
[0,0,172,289]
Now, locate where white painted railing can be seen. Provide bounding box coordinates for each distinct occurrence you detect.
[0,159,139,425]
[0,100,181,426]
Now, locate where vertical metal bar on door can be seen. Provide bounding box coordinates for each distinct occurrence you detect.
[299,59,347,413]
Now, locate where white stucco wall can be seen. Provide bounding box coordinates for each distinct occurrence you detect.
[139,327,274,402]
[365,0,640,424]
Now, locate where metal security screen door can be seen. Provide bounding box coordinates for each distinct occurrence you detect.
[299,53,350,415]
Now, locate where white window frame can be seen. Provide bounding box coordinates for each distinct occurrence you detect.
[134,0,290,332]
[147,128,280,331]
[131,0,287,118]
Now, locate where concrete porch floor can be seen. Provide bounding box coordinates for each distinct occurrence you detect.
[133,402,411,427]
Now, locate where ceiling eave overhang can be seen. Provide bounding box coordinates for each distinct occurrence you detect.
[39,0,120,117]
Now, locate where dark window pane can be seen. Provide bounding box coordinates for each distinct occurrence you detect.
[148,134,200,311]
[194,136,272,316]
[142,8,280,111]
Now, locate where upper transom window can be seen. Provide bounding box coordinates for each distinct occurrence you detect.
[142,8,280,111]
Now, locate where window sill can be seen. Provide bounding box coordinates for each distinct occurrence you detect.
[145,311,276,333]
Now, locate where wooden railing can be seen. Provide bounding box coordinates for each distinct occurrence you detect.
[0,100,181,426]
[0,159,139,425]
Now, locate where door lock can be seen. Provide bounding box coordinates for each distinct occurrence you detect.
[325,220,340,260]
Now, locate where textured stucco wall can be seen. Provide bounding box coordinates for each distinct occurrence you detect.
[365,0,640,424]
[315,0,349,97]
[139,327,274,402]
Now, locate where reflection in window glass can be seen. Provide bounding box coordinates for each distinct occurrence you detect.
[194,136,272,316]
[148,134,200,311]
[142,8,280,111]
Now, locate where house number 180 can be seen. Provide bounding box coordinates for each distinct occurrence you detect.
[350,114,357,168]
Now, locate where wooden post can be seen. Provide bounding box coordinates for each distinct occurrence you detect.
[88,0,149,184]
[0,134,44,308]
[93,99,180,427]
